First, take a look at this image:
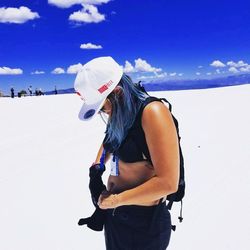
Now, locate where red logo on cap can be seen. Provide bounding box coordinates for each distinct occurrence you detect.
[98,80,113,94]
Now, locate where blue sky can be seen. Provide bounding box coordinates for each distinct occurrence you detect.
[0,0,250,94]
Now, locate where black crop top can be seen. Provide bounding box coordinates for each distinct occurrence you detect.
[103,97,163,163]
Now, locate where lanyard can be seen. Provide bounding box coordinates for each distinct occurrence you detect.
[100,148,106,171]
[110,154,119,176]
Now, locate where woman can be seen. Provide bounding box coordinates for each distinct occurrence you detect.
[75,56,180,250]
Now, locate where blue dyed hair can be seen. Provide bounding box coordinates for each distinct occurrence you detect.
[104,74,149,152]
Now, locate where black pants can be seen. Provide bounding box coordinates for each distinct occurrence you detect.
[104,201,172,250]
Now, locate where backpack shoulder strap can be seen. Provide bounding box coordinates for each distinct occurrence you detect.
[134,96,161,126]
[159,97,172,112]
[141,96,162,111]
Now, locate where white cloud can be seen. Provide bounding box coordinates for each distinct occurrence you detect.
[210,60,226,68]
[0,6,40,24]
[122,58,169,82]
[0,67,23,75]
[51,67,65,74]
[122,58,162,74]
[48,0,83,8]
[206,72,212,75]
[137,75,156,80]
[216,69,221,74]
[239,65,250,72]
[155,72,167,78]
[137,72,168,82]
[134,58,162,73]
[196,72,201,76]
[80,43,102,49]
[52,64,83,74]
[228,67,239,74]
[198,65,203,69]
[123,61,135,73]
[227,60,248,68]
[136,71,185,82]
[67,63,83,74]
[31,70,45,75]
[69,4,105,23]
[48,0,110,8]
[137,74,165,80]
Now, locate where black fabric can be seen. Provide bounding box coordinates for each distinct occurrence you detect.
[78,206,106,231]
[104,93,185,222]
[88,163,107,206]
[80,93,185,234]
[104,201,172,250]
[136,97,186,206]
[103,96,162,163]
[78,164,107,231]
[103,95,185,203]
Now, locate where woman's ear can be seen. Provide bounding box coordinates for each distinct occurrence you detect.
[113,86,123,96]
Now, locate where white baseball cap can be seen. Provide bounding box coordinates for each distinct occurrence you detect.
[74,56,123,121]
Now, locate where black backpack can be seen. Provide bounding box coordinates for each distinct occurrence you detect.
[136,83,185,228]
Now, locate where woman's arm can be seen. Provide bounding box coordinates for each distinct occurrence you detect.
[98,101,180,208]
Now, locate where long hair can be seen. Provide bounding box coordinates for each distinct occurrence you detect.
[103,74,148,152]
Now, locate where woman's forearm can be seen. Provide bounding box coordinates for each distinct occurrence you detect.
[117,176,177,206]
[94,144,104,164]
[98,169,178,209]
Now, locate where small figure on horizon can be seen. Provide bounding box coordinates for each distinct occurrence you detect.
[10,87,14,98]
[28,86,33,96]
[55,86,58,95]
[38,88,44,96]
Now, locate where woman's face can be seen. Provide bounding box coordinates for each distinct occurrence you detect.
[100,98,112,116]
[99,86,121,119]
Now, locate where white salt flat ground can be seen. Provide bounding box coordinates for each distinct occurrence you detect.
[0,84,250,250]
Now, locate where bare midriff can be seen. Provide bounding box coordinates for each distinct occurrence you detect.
[107,159,160,206]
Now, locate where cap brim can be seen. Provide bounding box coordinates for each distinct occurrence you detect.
[78,98,106,121]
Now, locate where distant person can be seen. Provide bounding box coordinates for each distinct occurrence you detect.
[55,86,58,95]
[28,86,32,96]
[75,57,180,249]
[10,87,14,98]
[38,88,44,96]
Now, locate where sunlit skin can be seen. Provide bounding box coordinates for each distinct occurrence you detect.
[99,98,112,116]
[96,86,179,209]
[98,101,158,206]
[98,94,158,206]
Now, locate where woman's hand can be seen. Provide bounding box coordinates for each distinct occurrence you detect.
[98,190,121,209]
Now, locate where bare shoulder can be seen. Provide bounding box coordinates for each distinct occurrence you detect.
[140,100,179,182]
[141,100,173,128]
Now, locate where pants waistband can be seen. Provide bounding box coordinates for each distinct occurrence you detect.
[108,200,166,217]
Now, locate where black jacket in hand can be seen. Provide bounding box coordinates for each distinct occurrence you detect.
[89,163,107,206]
[78,163,107,231]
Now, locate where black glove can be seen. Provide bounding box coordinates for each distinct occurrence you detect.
[78,163,107,231]
[78,207,106,231]
[89,163,107,207]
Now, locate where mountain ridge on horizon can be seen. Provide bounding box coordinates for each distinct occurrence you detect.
[43,73,250,95]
